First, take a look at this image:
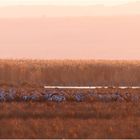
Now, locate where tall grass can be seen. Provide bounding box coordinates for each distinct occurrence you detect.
[0,59,140,86]
[0,102,140,138]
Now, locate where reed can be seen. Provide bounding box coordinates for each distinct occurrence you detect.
[0,59,139,86]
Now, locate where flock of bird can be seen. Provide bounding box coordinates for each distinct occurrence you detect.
[0,88,139,102]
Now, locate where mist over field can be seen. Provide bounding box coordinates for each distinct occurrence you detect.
[0,16,140,59]
[0,2,140,59]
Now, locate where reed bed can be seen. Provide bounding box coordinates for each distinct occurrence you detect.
[0,102,140,139]
[0,59,139,86]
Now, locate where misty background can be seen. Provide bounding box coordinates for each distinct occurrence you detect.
[0,1,140,59]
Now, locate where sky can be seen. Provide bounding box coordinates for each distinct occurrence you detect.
[0,0,140,60]
[0,0,139,6]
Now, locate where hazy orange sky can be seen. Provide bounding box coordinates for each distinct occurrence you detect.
[0,0,138,6]
[0,0,140,59]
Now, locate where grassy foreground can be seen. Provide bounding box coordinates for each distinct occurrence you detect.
[0,101,140,139]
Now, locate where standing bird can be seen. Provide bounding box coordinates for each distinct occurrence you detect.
[0,89,5,102]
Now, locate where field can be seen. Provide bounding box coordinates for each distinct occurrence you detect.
[0,97,140,138]
[0,86,139,138]
[0,59,140,138]
[0,59,140,86]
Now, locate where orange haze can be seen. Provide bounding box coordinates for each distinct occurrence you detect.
[0,2,140,59]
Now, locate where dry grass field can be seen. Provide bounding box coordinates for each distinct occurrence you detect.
[0,59,140,138]
[0,86,139,138]
[0,59,140,86]
[0,101,140,139]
